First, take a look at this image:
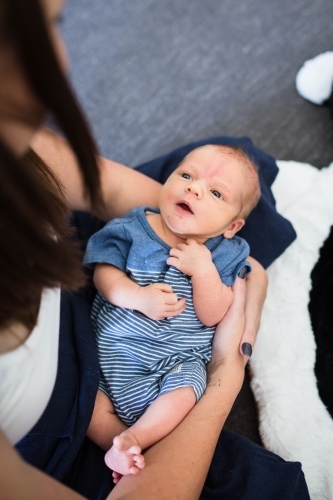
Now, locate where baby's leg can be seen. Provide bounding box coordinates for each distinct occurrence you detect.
[104,386,196,479]
[87,389,127,451]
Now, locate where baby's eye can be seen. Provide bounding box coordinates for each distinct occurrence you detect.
[211,190,223,199]
[181,173,192,180]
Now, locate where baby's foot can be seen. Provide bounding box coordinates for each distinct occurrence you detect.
[104,431,145,479]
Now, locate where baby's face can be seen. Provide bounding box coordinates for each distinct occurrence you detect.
[159,146,247,243]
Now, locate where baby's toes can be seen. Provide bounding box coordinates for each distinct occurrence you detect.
[134,454,145,469]
[129,465,140,475]
[128,445,141,456]
[112,471,122,484]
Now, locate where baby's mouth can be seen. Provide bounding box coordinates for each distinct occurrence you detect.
[177,202,193,214]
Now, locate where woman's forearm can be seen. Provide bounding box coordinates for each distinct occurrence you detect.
[107,358,244,500]
[0,431,86,500]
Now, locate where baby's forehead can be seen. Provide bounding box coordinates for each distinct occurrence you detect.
[185,144,242,163]
[182,146,247,177]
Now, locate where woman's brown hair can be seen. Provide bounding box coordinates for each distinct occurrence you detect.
[0,0,103,330]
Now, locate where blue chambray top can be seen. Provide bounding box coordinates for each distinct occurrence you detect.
[84,207,251,380]
[84,206,251,287]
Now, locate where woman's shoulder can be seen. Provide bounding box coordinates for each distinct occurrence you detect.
[0,321,31,355]
[0,287,60,354]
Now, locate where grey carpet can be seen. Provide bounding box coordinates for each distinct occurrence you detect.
[61,0,333,169]
[59,0,333,444]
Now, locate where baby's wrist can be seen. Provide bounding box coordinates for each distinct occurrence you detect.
[191,262,215,282]
[132,284,145,312]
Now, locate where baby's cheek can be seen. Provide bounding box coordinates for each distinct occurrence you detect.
[165,193,176,204]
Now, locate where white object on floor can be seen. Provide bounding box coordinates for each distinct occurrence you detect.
[250,160,333,500]
[295,51,333,104]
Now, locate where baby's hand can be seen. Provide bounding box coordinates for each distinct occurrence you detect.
[166,239,213,277]
[135,283,186,320]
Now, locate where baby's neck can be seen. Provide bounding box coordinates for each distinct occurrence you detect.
[146,212,192,247]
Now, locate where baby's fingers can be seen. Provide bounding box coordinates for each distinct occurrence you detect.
[153,282,174,293]
[168,247,182,258]
[166,256,179,268]
[165,297,186,317]
[163,292,179,305]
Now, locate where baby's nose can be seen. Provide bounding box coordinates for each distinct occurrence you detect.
[186,182,202,197]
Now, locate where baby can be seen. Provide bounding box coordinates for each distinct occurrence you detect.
[84,144,261,481]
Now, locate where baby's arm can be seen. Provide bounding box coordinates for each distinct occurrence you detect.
[167,239,233,327]
[94,264,186,320]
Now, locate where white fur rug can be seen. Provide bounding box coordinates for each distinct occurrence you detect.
[250,160,333,500]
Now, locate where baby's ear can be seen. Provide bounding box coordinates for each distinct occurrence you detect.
[223,218,245,239]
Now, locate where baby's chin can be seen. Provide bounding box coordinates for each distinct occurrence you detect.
[167,226,209,245]
[163,215,193,233]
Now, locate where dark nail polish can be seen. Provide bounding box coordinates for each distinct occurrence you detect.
[242,342,252,357]
[238,267,248,279]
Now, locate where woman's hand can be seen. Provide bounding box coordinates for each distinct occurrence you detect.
[208,275,247,378]
[209,257,268,373]
[239,256,268,362]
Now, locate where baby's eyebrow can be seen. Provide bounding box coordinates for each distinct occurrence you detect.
[179,163,197,172]
[212,180,231,198]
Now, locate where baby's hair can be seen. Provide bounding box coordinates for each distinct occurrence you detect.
[190,144,261,220]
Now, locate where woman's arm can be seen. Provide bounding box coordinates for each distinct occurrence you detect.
[0,430,87,500]
[107,277,247,500]
[31,127,161,221]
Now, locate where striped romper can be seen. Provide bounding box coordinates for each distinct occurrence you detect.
[84,207,250,426]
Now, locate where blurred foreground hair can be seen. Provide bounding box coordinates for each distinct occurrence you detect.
[0,0,103,330]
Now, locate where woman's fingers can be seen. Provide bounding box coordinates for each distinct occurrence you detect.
[229,275,247,314]
[218,277,246,333]
[239,326,255,364]
[210,277,246,363]
[238,257,268,362]
[230,275,253,363]
[241,339,253,358]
